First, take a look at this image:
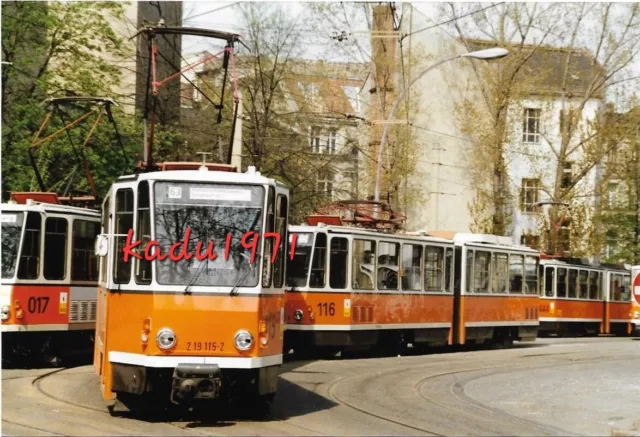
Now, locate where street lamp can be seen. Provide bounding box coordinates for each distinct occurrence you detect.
[373,47,509,203]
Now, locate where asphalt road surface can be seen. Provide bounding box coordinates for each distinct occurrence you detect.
[2,337,639,436]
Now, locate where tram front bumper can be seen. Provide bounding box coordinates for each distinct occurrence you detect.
[170,363,223,404]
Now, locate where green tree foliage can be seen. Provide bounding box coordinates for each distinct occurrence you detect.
[1,1,180,201]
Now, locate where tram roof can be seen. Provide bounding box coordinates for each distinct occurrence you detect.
[540,257,630,272]
[0,201,101,217]
[289,224,454,245]
[115,168,287,189]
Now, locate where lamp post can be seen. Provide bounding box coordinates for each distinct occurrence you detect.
[373,47,509,203]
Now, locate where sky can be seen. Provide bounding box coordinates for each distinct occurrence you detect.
[179,1,439,61]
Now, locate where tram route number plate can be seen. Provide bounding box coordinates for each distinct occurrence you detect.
[59,292,68,315]
[186,341,224,352]
[344,299,351,317]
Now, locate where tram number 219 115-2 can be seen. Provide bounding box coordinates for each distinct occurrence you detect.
[186,342,224,352]
[28,296,50,314]
[317,302,335,317]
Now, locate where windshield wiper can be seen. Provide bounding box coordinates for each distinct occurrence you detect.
[230,253,260,296]
[184,257,208,294]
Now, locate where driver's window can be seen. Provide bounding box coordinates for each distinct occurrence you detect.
[378,241,399,290]
[309,233,327,288]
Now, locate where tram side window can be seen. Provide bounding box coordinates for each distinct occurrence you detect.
[310,233,327,288]
[465,250,474,293]
[524,256,538,295]
[492,253,509,293]
[557,268,567,297]
[473,251,491,293]
[445,248,453,292]
[43,218,68,280]
[262,187,276,288]
[378,241,399,290]
[273,195,288,288]
[18,212,42,279]
[509,254,524,293]
[352,239,375,290]
[72,220,100,281]
[610,274,622,301]
[100,196,110,283]
[545,267,554,297]
[286,233,312,287]
[135,181,152,285]
[588,271,599,300]
[402,244,422,291]
[578,270,588,299]
[1,212,24,279]
[113,189,134,284]
[567,269,577,298]
[425,246,445,292]
[329,237,348,289]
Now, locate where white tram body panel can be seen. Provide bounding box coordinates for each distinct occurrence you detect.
[1,200,101,359]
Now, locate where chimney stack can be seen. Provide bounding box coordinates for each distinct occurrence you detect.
[368,4,398,201]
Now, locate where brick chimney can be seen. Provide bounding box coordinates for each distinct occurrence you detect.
[368,4,398,200]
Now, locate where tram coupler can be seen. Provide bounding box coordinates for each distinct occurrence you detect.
[170,364,222,405]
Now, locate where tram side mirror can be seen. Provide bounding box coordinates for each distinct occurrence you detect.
[95,234,109,257]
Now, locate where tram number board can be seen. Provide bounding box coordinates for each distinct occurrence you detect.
[317,302,336,317]
[28,296,50,314]
[539,304,551,313]
[186,342,224,352]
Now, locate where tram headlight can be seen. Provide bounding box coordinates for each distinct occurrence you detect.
[294,309,303,321]
[234,330,253,351]
[1,305,10,321]
[156,328,177,350]
[634,311,640,319]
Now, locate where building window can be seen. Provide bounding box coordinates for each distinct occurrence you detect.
[316,169,334,199]
[328,130,337,154]
[561,162,573,189]
[523,108,541,144]
[520,178,540,213]
[311,128,321,153]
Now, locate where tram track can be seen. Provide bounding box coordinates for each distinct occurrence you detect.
[325,347,626,436]
[25,365,328,437]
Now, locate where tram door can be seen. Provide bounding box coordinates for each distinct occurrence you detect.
[452,246,463,344]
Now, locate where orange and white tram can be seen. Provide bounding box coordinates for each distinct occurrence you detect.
[285,224,457,355]
[1,192,101,364]
[443,232,540,346]
[284,225,540,356]
[94,164,290,411]
[538,257,632,336]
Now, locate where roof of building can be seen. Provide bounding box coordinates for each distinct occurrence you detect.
[461,38,606,99]
[182,53,367,118]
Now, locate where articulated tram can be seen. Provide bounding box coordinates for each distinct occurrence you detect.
[1,193,101,364]
[284,223,540,356]
[94,164,290,412]
[538,257,633,336]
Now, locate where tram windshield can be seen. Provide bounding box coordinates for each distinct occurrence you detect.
[286,233,313,287]
[1,211,24,279]
[153,182,265,287]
